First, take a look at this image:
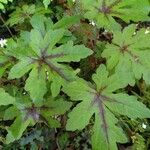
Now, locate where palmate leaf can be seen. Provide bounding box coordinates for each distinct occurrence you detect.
[3,88,72,143]
[81,0,150,30]
[6,4,50,26]
[5,99,71,143]
[63,65,150,150]
[102,24,150,85]
[8,15,93,101]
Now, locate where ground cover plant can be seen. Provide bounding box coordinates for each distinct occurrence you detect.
[0,0,150,149]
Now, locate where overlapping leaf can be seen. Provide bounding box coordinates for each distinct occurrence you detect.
[102,24,150,85]
[8,15,93,101]
[5,97,72,143]
[1,87,72,144]
[81,0,150,30]
[6,4,51,26]
[63,65,150,150]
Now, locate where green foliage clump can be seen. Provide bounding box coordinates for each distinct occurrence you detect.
[0,0,150,150]
[0,0,13,10]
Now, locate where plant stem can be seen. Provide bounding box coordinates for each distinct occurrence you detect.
[0,15,14,38]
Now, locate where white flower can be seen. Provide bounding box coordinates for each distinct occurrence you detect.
[90,21,96,26]
[133,31,136,35]
[142,123,147,129]
[145,28,150,34]
[23,92,27,95]
[0,38,7,48]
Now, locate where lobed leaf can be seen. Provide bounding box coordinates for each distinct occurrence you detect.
[102,25,150,85]
[8,15,93,101]
[81,0,150,30]
[63,64,150,150]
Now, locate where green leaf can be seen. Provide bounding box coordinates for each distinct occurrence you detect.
[0,88,15,106]
[63,65,150,150]
[25,66,47,102]
[81,0,150,30]
[6,5,35,26]
[0,0,13,10]
[53,15,81,29]
[92,110,127,150]
[3,106,19,120]
[102,24,150,85]
[9,15,93,99]
[47,41,92,62]
[0,54,10,78]
[50,74,63,97]
[45,117,61,128]
[41,97,72,116]
[41,97,72,127]
[6,115,31,144]
[30,29,44,56]
[6,4,50,26]
[43,0,52,9]
[8,58,33,79]
[1,88,71,138]
[42,28,65,50]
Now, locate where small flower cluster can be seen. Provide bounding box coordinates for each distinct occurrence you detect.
[0,38,7,48]
[145,27,150,34]
[142,123,147,129]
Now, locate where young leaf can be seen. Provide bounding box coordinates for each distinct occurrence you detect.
[102,24,150,85]
[8,16,93,100]
[63,65,150,150]
[81,0,150,30]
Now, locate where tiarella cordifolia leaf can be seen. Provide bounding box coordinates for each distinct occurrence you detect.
[63,65,150,150]
[8,15,93,100]
[102,24,150,85]
[6,4,50,26]
[3,87,72,143]
[81,0,150,30]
